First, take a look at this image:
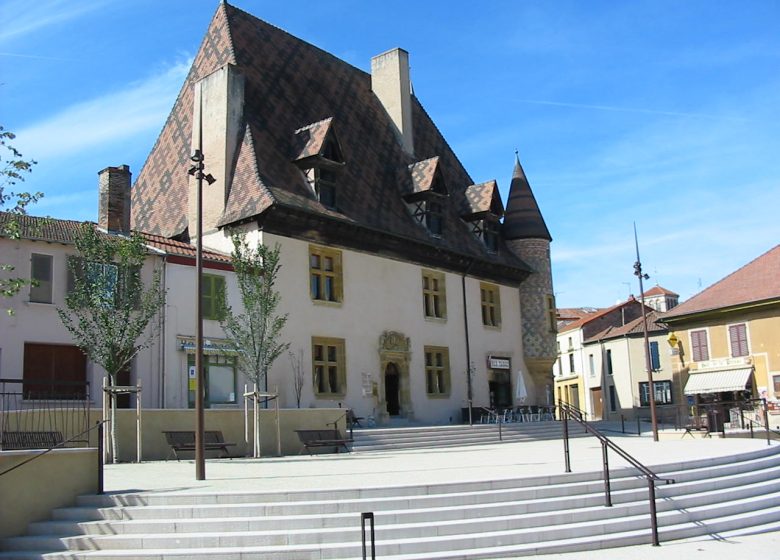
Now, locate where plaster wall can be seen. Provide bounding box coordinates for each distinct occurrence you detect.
[193,230,530,424]
[0,448,97,538]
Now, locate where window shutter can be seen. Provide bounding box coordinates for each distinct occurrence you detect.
[650,341,660,370]
[691,330,709,362]
[729,324,748,357]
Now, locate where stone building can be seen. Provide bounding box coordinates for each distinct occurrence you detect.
[130,2,556,423]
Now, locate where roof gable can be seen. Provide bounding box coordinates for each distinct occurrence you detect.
[462,180,504,218]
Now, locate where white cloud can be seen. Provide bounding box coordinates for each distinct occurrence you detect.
[0,0,112,44]
[14,59,190,161]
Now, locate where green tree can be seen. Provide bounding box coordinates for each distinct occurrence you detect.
[58,224,166,462]
[1,125,41,302]
[220,235,289,391]
[220,235,289,456]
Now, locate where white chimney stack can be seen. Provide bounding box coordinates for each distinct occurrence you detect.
[371,48,414,155]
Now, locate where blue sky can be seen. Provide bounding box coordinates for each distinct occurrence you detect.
[2,0,779,308]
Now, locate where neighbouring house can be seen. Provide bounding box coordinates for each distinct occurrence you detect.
[129,2,557,424]
[554,297,652,418]
[583,310,677,422]
[661,244,780,425]
[0,165,235,411]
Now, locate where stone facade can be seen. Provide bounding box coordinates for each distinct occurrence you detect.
[507,238,556,401]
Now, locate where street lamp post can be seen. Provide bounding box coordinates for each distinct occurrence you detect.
[188,86,215,480]
[634,223,659,442]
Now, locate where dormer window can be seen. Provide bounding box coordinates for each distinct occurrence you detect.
[292,117,345,211]
[404,157,449,238]
[461,180,504,253]
[316,168,337,209]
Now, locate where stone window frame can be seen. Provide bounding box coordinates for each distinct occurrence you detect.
[309,245,343,305]
[312,336,346,397]
[480,282,501,328]
[424,345,450,397]
[421,269,447,320]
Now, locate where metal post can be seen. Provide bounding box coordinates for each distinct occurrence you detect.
[498,415,503,441]
[634,223,659,442]
[602,440,612,507]
[361,512,376,560]
[97,421,104,495]
[750,420,754,438]
[193,83,206,481]
[763,399,771,446]
[740,408,745,430]
[637,416,641,436]
[648,478,660,546]
[621,415,625,434]
[136,381,142,463]
[562,405,571,473]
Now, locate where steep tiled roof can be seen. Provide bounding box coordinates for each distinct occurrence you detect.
[1,212,230,264]
[502,155,551,241]
[663,244,780,320]
[131,3,534,276]
[405,157,442,197]
[643,285,678,297]
[584,310,666,343]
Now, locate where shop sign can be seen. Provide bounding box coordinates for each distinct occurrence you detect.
[489,357,511,370]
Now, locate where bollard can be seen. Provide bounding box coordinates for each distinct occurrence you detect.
[361,512,376,560]
[621,415,625,434]
[498,416,503,441]
[97,421,104,495]
[637,416,641,436]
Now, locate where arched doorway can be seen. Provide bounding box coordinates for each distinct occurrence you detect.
[385,363,401,416]
[377,331,413,423]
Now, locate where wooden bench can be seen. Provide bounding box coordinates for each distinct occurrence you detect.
[294,429,350,455]
[0,431,64,450]
[162,430,236,461]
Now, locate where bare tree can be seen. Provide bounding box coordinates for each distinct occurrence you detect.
[289,349,305,408]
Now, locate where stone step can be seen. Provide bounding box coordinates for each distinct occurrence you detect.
[8,499,780,559]
[8,481,780,553]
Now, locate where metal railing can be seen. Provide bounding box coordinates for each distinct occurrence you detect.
[1,378,91,448]
[0,420,107,494]
[559,401,675,546]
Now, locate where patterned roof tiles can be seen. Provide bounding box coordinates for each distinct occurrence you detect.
[463,180,504,217]
[292,117,334,162]
[131,3,536,273]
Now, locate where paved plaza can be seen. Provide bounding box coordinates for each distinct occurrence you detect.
[101,433,780,558]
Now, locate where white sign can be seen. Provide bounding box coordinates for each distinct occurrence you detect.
[489,357,510,370]
[188,366,196,379]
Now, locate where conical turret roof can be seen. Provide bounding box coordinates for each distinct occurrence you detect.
[502,155,551,241]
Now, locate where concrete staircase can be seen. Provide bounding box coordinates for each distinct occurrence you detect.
[3,444,780,559]
[350,421,588,452]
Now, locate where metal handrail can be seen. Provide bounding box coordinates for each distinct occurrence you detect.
[558,401,674,546]
[0,420,108,494]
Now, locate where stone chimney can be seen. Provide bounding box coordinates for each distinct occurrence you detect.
[98,165,131,234]
[188,64,245,238]
[371,48,414,155]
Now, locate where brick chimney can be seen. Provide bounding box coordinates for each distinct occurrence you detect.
[98,165,131,234]
[371,48,414,155]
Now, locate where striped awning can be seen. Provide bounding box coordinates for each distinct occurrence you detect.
[683,367,753,395]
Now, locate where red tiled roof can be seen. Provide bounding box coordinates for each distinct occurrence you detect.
[558,298,638,333]
[131,2,534,275]
[584,310,666,343]
[643,285,678,297]
[1,212,230,264]
[663,244,780,320]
